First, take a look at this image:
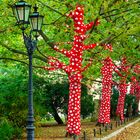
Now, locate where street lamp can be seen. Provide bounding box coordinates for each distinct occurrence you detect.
[12,1,44,140]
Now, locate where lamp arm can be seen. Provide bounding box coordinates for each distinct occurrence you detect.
[22,31,37,55]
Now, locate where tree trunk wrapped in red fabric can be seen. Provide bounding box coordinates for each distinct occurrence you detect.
[130,77,140,100]
[116,82,128,120]
[130,66,140,100]
[115,57,129,121]
[133,65,140,74]
[43,5,100,135]
[135,81,140,101]
[98,57,114,124]
[130,76,137,95]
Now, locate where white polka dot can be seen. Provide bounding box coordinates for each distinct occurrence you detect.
[76,12,79,15]
[77,27,80,30]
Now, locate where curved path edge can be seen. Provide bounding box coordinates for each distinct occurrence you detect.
[95,118,140,140]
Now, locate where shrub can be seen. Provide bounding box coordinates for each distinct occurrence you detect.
[0,119,14,140]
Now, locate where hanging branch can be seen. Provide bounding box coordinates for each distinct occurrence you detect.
[0,57,43,69]
[37,0,65,16]
[39,30,55,48]
[36,45,48,59]
[135,45,139,49]
[0,41,47,62]
[45,9,72,25]
[0,57,28,65]
[89,18,100,34]
[102,9,133,19]
[99,1,140,16]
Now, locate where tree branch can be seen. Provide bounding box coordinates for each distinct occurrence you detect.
[36,45,48,59]
[108,32,124,43]
[102,9,133,19]
[100,1,140,16]
[39,31,71,57]
[0,42,47,62]
[43,56,69,73]
[99,35,113,45]
[89,18,99,34]
[39,30,55,48]
[44,9,72,25]
[135,45,139,49]
[81,60,93,72]
[0,57,43,69]
[37,0,65,16]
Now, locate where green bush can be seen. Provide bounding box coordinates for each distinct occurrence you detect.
[0,64,46,138]
[0,119,14,140]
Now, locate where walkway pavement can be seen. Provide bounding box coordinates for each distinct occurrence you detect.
[94,118,140,140]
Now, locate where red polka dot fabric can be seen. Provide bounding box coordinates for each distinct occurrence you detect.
[130,76,137,95]
[130,76,140,101]
[135,81,140,101]
[115,57,129,121]
[98,57,114,124]
[68,5,99,35]
[43,5,100,135]
[130,65,140,100]
[116,83,128,120]
[133,65,140,74]
[67,72,82,135]
[103,44,113,52]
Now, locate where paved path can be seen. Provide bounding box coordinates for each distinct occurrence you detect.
[94,118,140,140]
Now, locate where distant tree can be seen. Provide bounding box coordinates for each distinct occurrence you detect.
[111,86,119,118]
[34,77,95,124]
[81,93,94,119]
[111,86,138,118]
[125,94,138,117]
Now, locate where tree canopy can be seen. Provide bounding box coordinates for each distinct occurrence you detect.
[0,0,140,81]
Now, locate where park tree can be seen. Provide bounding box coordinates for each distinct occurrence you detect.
[0,0,140,138]
[42,5,102,135]
[98,57,114,124]
[115,57,130,121]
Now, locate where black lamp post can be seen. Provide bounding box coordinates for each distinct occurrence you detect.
[12,1,44,140]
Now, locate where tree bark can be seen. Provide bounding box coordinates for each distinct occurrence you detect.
[51,103,64,124]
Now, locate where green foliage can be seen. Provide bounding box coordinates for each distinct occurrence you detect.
[125,94,138,117]
[90,99,100,122]
[0,0,139,82]
[81,93,94,119]
[0,0,140,136]
[0,64,28,128]
[0,62,95,134]
[0,119,14,140]
[0,63,47,138]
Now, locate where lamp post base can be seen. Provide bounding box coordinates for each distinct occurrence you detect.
[27,126,35,140]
